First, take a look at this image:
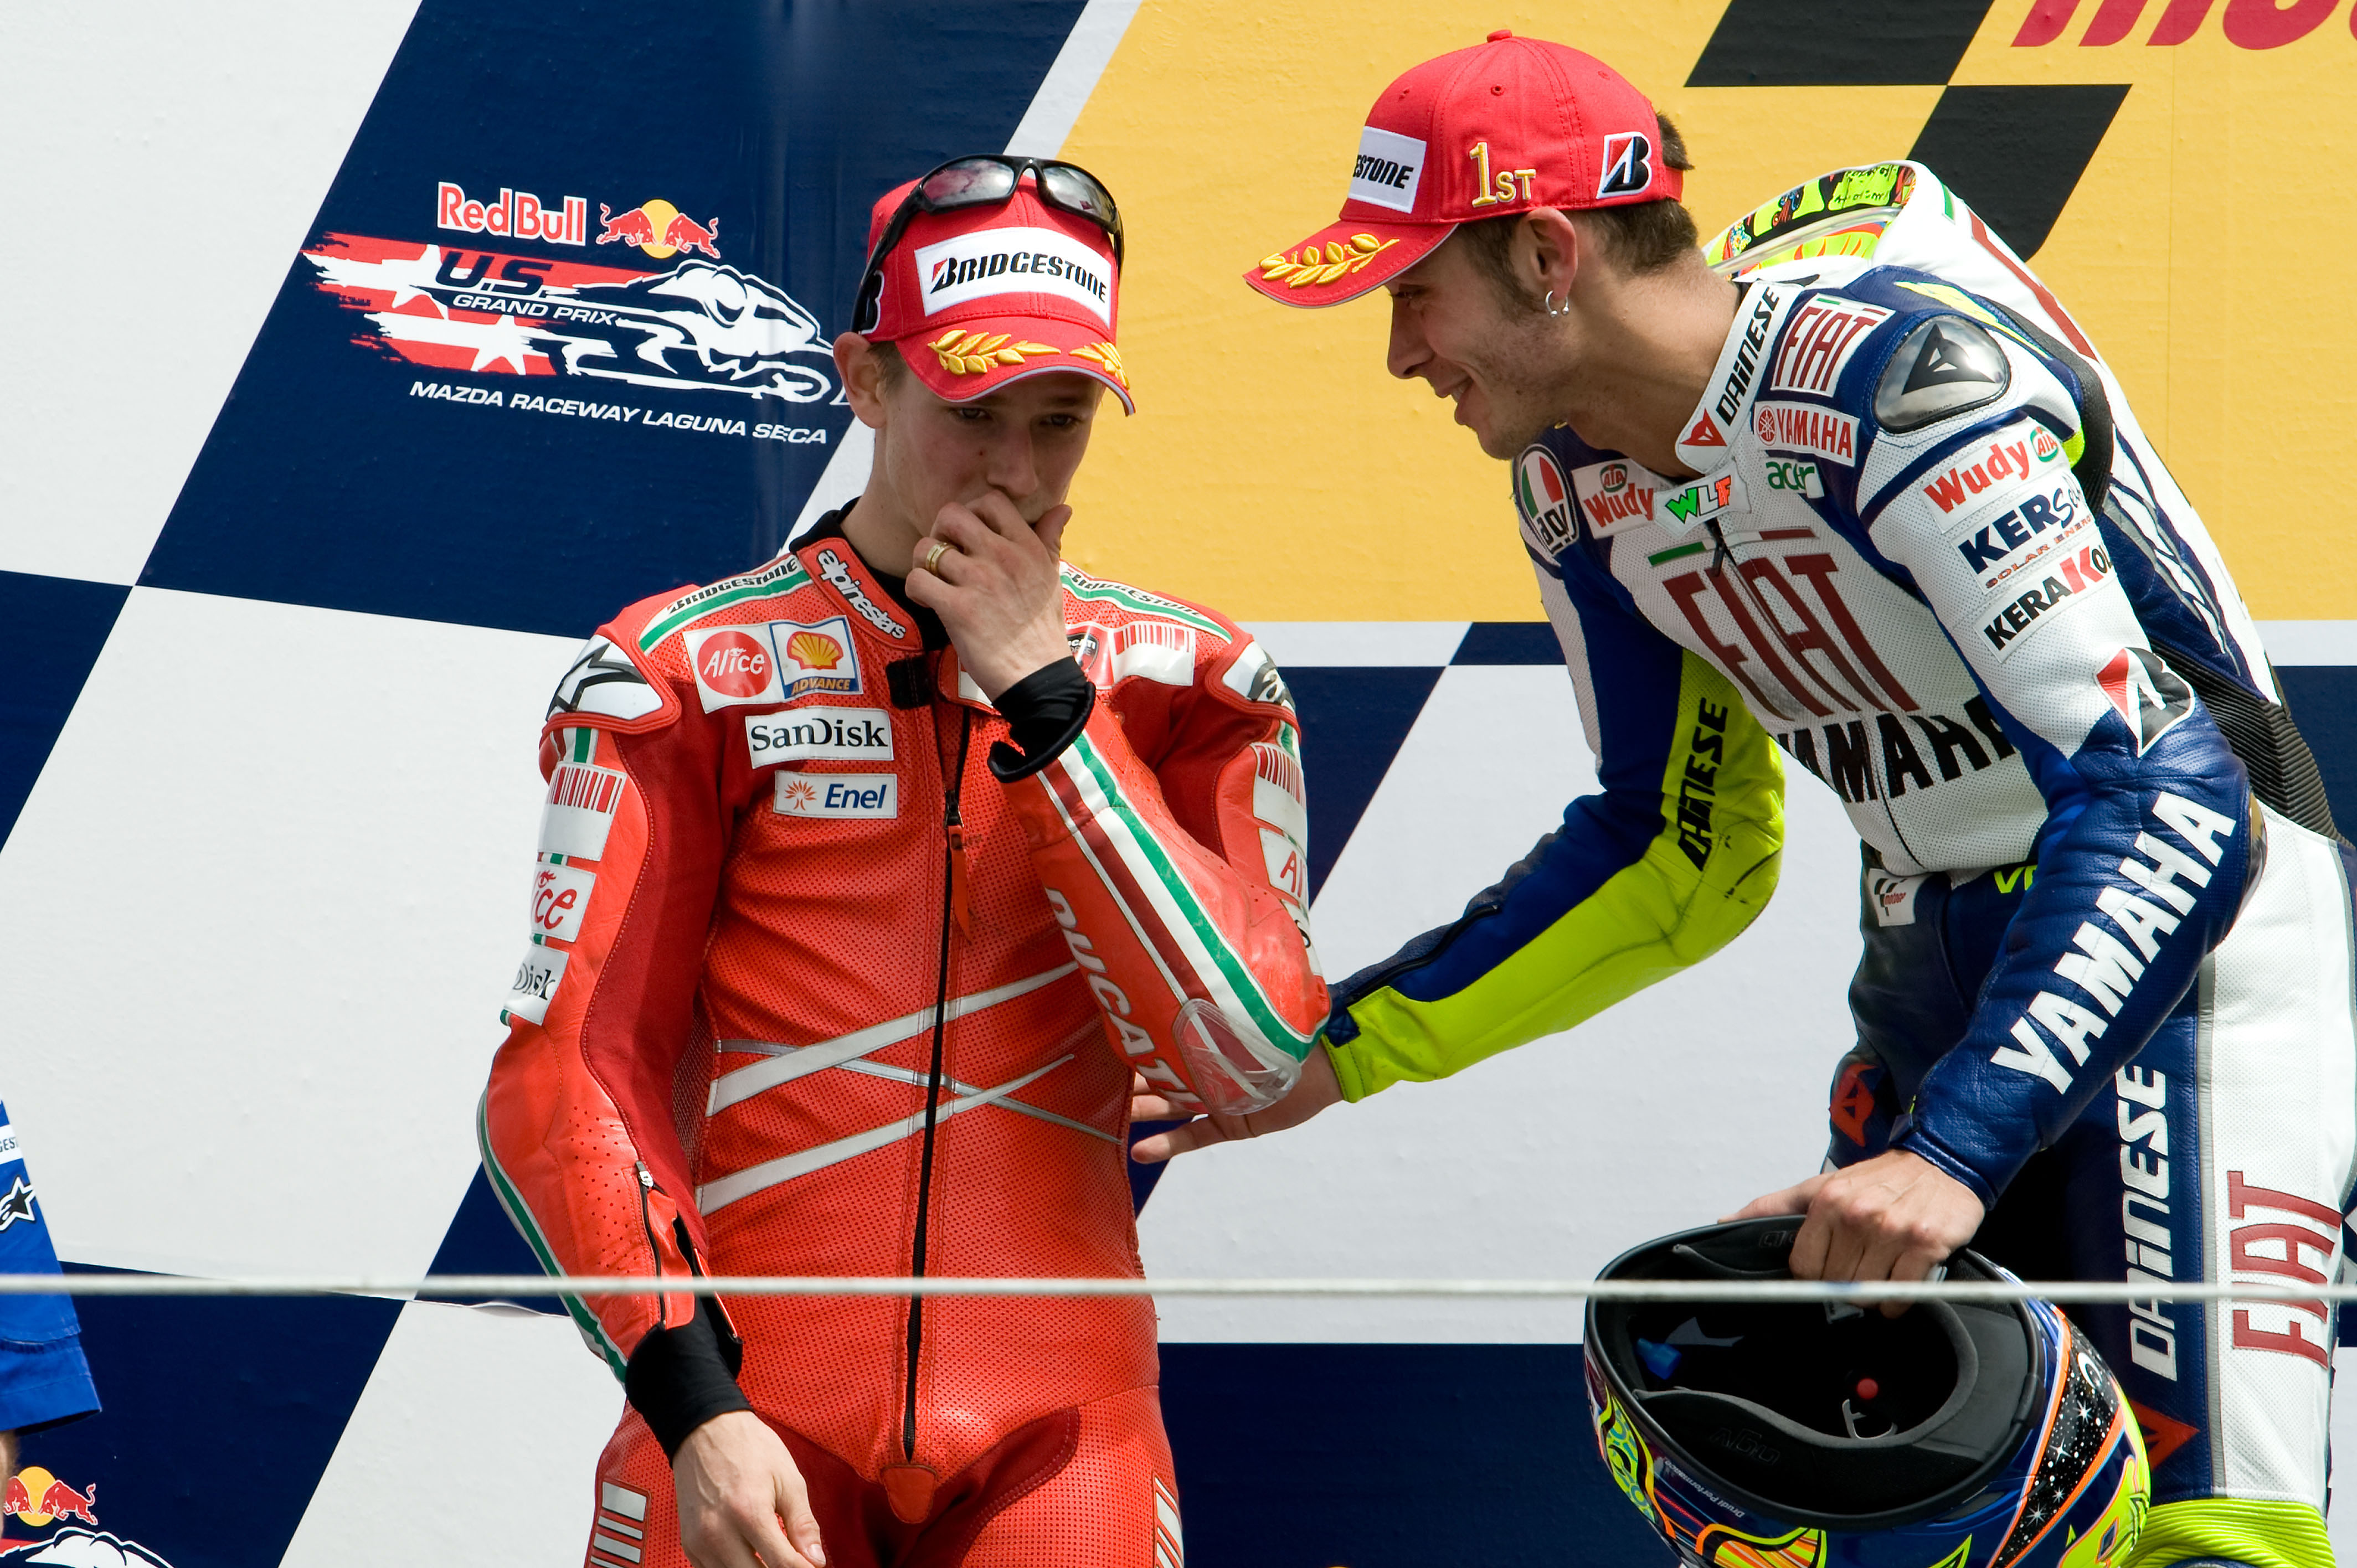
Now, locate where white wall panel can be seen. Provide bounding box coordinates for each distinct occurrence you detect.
[281,1300,620,1567]
[0,587,573,1277]
[1141,663,1862,1341]
[0,0,420,585]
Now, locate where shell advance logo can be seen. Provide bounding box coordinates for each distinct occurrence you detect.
[913,226,1112,325]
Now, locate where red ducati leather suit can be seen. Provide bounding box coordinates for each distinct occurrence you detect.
[480,524,1324,1567]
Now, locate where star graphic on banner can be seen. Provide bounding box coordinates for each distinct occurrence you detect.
[0,1175,37,1231]
[383,246,449,314]
[470,313,536,375]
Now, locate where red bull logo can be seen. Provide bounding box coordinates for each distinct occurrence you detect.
[4,1466,97,1528]
[437,180,587,245]
[598,198,721,260]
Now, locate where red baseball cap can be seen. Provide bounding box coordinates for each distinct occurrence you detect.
[1245,30,1681,308]
[864,175,1133,411]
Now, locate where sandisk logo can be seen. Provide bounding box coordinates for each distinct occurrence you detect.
[745,708,895,767]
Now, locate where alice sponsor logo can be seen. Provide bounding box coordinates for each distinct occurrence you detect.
[698,629,771,700]
[532,860,595,943]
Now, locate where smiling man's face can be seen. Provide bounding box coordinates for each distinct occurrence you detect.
[1381,232,1568,460]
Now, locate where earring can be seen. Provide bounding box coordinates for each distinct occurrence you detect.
[1543,290,1571,319]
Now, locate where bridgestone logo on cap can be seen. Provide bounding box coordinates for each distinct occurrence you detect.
[912,225,1112,326]
[1597,132,1655,199]
[1348,126,1427,214]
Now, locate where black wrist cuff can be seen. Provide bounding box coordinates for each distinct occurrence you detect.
[988,658,1095,781]
[624,1296,752,1461]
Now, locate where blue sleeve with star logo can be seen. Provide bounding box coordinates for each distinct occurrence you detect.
[0,1102,100,1432]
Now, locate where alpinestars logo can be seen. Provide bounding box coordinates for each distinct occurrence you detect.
[0,1177,34,1232]
[814,549,909,639]
[548,636,662,723]
[2099,648,2195,754]
[1597,132,1654,199]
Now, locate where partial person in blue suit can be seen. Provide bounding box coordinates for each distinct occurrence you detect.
[0,1102,99,1478]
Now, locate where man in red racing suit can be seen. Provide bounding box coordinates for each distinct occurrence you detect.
[480,159,1327,1568]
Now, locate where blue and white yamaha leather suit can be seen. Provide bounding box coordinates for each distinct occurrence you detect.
[1320,163,2356,1564]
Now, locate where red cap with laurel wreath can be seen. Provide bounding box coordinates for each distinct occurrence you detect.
[863,174,1133,411]
[1245,30,1680,307]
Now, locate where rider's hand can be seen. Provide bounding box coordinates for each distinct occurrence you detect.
[904,492,1074,701]
[1727,1148,1984,1318]
[673,1409,826,1568]
[1130,1044,1345,1163]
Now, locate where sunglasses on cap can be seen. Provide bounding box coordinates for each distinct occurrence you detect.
[851,156,1124,334]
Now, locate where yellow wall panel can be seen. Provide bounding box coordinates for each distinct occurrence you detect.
[1059,0,2355,619]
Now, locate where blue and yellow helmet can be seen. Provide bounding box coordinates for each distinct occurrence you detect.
[1583,1219,2148,1568]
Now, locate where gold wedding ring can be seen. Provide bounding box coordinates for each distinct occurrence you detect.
[923,540,953,575]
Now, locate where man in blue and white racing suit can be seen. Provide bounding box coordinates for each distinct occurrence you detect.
[1155,32,2357,1568]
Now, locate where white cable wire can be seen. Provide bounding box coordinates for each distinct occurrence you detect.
[6,1273,2354,1304]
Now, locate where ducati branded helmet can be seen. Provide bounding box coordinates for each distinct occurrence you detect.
[1583,1219,2149,1568]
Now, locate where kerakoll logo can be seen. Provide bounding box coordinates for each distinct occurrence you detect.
[912,226,1111,326]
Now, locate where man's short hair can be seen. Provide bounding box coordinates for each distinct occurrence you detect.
[1457,112,1698,313]
[872,339,909,393]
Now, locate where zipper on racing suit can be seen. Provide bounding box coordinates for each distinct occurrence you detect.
[632,1159,673,1329]
[902,697,975,1460]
